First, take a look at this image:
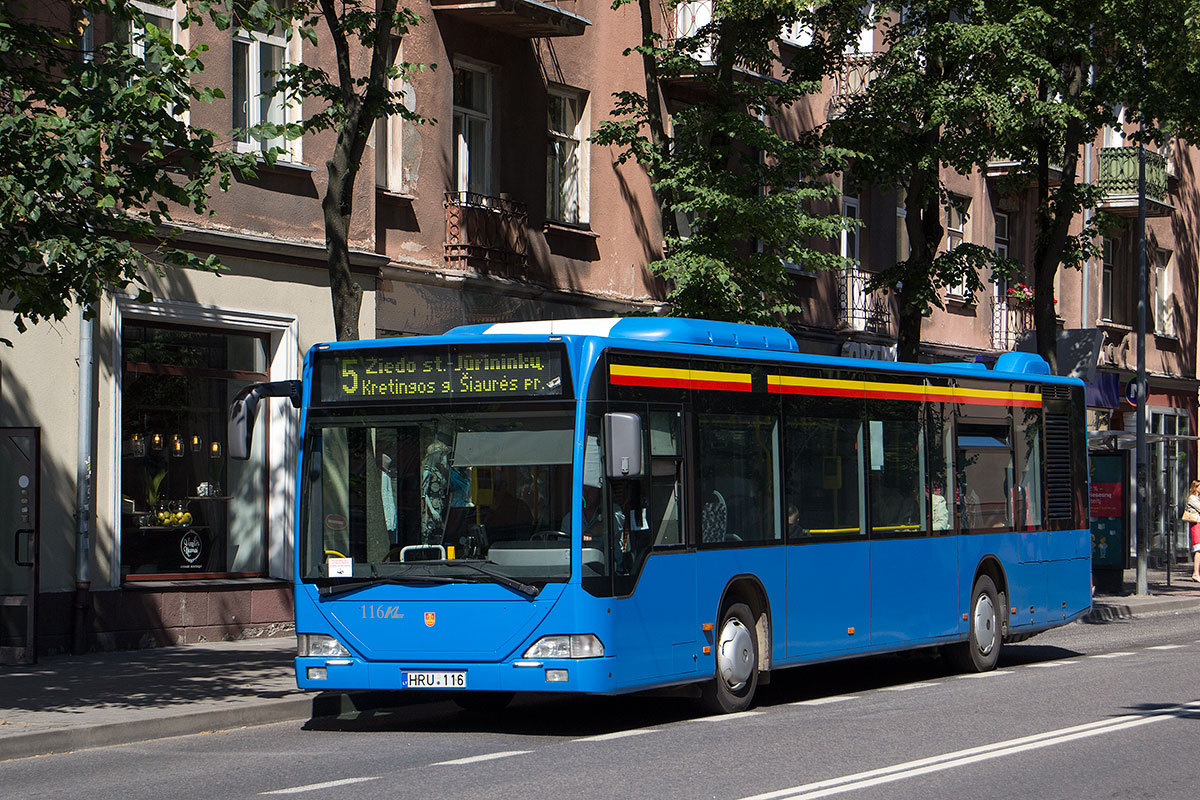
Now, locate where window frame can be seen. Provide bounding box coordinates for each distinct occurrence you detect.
[1100,237,1115,322]
[944,196,970,299]
[232,4,299,160]
[546,84,589,225]
[452,60,494,197]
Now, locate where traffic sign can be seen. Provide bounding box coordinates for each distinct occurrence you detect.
[1125,378,1143,406]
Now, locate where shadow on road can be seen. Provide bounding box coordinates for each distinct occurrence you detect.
[301,641,1085,737]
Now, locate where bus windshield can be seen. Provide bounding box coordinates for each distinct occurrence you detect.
[300,408,576,589]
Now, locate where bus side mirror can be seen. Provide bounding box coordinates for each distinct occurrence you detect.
[604,412,643,478]
[228,380,302,460]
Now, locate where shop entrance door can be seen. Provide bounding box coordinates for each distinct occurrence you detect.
[0,428,39,665]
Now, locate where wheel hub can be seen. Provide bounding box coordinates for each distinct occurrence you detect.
[973,593,996,656]
[716,617,754,691]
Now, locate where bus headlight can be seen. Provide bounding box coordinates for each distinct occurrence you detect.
[523,634,605,659]
[298,633,351,658]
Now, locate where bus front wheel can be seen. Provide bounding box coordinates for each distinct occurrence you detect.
[950,575,1001,673]
[700,602,759,714]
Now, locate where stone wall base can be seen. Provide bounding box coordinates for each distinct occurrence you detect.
[35,583,295,655]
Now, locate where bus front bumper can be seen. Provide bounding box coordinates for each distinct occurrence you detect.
[295,656,616,693]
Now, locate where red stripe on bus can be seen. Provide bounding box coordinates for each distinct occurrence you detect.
[691,379,753,392]
[611,375,691,390]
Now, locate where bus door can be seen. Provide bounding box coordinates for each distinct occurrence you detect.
[780,383,872,657]
[604,407,699,687]
[0,428,39,665]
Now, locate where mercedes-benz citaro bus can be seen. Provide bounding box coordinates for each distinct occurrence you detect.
[228,317,1091,714]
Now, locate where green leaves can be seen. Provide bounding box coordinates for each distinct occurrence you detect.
[600,0,855,325]
[0,0,264,341]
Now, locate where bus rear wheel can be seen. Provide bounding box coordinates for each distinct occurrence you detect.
[700,602,758,714]
[949,575,1001,673]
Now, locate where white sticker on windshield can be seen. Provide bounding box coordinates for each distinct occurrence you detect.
[329,557,353,577]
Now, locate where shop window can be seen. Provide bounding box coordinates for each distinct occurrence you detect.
[120,323,269,578]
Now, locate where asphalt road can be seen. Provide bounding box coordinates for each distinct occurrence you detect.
[7,609,1200,800]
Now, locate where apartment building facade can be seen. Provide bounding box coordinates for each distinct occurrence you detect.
[1,0,1194,658]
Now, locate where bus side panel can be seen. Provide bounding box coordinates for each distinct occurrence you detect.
[784,541,870,659]
[609,551,700,691]
[958,532,1045,631]
[869,536,959,645]
[1046,536,1092,623]
[695,547,787,667]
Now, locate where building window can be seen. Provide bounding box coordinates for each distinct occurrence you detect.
[233,2,290,155]
[453,62,492,197]
[375,42,412,194]
[945,196,969,298]
[120,323,269,579]
[117,1,175,70]
[1101,237,1115,321]
[547,87,587,224]
[993,211,1010,295]
[1154,248,1175,337]
[841,195,861,264]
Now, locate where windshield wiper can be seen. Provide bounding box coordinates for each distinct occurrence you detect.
[318,574,462,598]
[415,559,541,599]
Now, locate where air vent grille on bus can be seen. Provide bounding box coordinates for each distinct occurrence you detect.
[1045,413,1074,522]
[1041,385,1071,400]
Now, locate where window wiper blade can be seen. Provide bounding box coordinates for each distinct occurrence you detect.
[318,574,460,598]
[414,559,541,599]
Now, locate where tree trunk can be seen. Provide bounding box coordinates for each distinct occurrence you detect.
[324,144,362,342]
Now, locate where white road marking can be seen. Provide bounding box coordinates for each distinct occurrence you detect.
[737,700,1200,800]
[1027,660,1079,668]
[574,729,661,742]
[431,750,531,766]
[1091,652,1134,658]
[692,711,763,723]
[956,670,1013,679]
[789,696,861,707]
[261,778,381,795]
[1148,644,1187,650]
[881,682,941,692]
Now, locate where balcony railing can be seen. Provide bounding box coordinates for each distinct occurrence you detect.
[444,192,529,280]
[837,267,891,334]
[1098,146,1168,200]
[828,53,876,118]
[991,297,1035,351]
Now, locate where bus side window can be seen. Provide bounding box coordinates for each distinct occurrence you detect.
[649,411,682,548]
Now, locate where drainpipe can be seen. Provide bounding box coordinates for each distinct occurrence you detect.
[73,311,96,654]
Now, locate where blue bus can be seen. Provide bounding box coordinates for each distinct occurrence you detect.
[229,317,1091,713]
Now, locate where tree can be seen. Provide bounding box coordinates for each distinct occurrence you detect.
[239,0,427,341]
[0,0,260,345]
[981,0,1200,369]
[827,1,1021,362]
[593,0,857,325]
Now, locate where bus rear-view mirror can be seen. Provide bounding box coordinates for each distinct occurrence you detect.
[604,412,643,479]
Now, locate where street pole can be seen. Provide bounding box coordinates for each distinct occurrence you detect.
[1135,144,1149,596]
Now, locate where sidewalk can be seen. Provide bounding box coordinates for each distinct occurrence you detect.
[3,567,1200,762]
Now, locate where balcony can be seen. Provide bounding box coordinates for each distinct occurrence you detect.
[1097,146,1173,218]
[444,192,529,280]
[430,0,589,38]
[837,267,891,334]
[991,297,1034,351]
[827,53,876,119]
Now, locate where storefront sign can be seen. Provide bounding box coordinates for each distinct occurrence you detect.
[316,345,567,404]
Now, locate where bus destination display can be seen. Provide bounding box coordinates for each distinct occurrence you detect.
[317,346,566,403]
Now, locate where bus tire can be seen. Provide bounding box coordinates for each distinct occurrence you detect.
[950,575,1001,673]
[700,602,759,714]
[452,691,514,713]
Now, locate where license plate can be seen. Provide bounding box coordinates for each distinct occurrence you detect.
[401,671,467,689]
